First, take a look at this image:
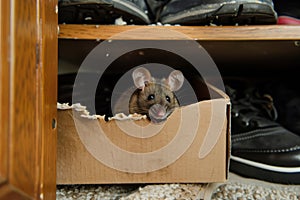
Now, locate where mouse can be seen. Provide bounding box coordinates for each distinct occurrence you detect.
[129,67,184,123]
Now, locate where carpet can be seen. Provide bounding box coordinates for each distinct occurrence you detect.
[56,173,300,200]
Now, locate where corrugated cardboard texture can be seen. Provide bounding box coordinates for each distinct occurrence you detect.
[57,95,230,184]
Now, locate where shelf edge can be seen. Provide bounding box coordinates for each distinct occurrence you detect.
[58,24,300,41]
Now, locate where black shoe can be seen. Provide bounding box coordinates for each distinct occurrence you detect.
[58,0,151,24]
[273,0,300,25]
[262,82,300,136]
[159,0,277,25]
[227,85,300,184]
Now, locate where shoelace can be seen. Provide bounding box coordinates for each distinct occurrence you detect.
[226,86,278,127]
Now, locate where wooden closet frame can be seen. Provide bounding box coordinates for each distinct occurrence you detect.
[1,0,300,199]
[0,0,57,199]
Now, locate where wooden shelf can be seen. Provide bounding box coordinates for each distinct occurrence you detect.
[58,24,300,41]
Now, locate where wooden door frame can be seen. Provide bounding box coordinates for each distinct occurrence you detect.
[0,0,57,199]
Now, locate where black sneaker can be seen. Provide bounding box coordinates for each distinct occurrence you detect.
[159,0,277,25]
[58,0,151,24]
[227,85,300,184]
[273,0,300,25]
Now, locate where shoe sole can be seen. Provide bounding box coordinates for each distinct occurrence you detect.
[230,155,300,184]
[59,0,150,24]
[160,1,277,25]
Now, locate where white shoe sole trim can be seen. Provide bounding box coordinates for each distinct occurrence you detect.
[231,155,300,173]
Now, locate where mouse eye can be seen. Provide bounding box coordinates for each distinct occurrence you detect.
[166,95,171,103]
[147,94,155,101]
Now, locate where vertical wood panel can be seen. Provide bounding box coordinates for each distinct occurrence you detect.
[0,0,9,186]
[9,0,39,197]
[38,0,58,199]
[0,0,57,199]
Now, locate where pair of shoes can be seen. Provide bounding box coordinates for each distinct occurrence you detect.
[226,84,300,184]
[58,0,278,25]
[159,0,277,25]
[273,0,300,25]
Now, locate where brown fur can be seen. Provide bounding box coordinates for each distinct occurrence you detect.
[128,67,184,122]
[129,81,179,118]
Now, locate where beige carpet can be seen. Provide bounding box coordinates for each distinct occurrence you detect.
[56,173,300,200]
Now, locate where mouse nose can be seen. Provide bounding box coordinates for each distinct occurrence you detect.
[149,104,166,122]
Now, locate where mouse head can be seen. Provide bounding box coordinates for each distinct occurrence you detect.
[129,67,184,123]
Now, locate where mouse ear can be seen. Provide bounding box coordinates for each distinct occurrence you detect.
[132,67,152,89]
[167,70,184,91]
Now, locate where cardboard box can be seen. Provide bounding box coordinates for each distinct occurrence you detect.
[57,84,230,184]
